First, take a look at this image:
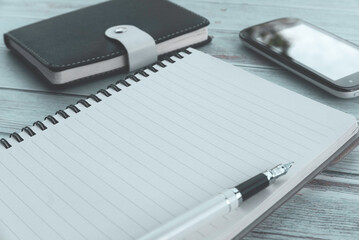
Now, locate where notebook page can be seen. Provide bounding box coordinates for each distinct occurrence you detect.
[0,48,357,240]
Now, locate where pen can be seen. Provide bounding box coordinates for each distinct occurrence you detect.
[139,162,293,240]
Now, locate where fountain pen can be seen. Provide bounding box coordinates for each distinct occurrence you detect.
[139,162,293,240]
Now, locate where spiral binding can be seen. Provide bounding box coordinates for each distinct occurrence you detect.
[0,49,192,149]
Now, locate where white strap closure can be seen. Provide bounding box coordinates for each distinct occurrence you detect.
[105,25,157,72]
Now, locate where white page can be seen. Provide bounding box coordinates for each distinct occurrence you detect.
[0,48,357,240]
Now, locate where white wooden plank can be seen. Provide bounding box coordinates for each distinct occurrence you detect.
[180,0,359,11]
[1,0,359,17]
[245,182,359,239]
[0,0,102,18]
[0,89,80,136]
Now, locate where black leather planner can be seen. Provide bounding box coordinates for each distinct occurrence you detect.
[4,0,210,84]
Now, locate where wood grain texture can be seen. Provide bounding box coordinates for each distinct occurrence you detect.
[1,0,359,239]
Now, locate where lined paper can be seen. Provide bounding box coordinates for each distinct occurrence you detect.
[0,48,357,240]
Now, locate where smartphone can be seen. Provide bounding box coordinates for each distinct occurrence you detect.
[239,18,359,98]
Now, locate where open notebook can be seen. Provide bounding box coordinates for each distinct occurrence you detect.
[0,48,358,240]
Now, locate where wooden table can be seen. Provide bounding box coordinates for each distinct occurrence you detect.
[1,0,359,239]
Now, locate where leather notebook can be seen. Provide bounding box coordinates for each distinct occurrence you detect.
[3,0,210,85]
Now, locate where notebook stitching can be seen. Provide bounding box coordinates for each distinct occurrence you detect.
[6,19,208,69]
[157,20,207,42]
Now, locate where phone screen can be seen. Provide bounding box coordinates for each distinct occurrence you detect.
[253,20,359,81]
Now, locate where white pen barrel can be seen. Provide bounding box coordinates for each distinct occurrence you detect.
[139,189,239,240]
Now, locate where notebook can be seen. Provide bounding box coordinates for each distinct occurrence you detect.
[4,0,210,84]
[0,48,358,240]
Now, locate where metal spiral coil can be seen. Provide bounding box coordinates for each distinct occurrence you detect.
[56,110,70,119]
[117,79,131,87]
[88,94,102,102]
[156,61,166,68]
[77,99,91,108]
[137,70,150,77]
[21,126,36,136]
[164,56,176,63]
[125,75,141,82]
[0,138,11,149]
[33,121,47,130]
[0,49,192,149]
[45,115,59,124]
[67,104,81,113]
[107,84,121,92]
[98,89,112,97]
[10,132,24,142]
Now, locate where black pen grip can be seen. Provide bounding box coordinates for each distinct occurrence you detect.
[235,173,269,201]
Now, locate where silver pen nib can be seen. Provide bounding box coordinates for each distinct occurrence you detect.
[262,162,294,183]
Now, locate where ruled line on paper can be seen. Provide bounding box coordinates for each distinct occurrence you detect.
[129,82,310,155]
[94,104,250,183]
[40,135,154,231]
[58,114,206,223]
[9,148,110,240]
[158,67,326,144]
[0,157,66,240]
[53,126,190,215]
[79,109,231,189]
[70,117,216,198]
[107,91,287,170]
[32,136,147,238]
[0,219,21,240]
[72,111,230,192]
[128,78,308,161]
[0,198,40,240]
[67,118,211,202]
[147,73,316,152]
[180,55,335,131]
[18,144,118,240]
[166,57,327,137]
[100,102,258,176]
[133,79,302,165]
[87,95,245,185]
